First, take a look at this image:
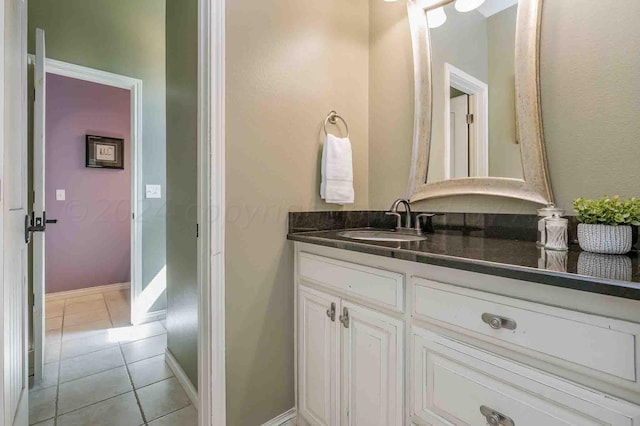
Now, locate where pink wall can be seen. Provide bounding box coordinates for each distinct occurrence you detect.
[45,74,131,293]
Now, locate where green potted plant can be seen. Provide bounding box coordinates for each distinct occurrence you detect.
[573,196,640,254]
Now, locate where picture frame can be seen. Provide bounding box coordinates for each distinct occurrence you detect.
[86,135,124,169]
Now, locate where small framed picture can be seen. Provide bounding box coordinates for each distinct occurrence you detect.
[86,135,124,169]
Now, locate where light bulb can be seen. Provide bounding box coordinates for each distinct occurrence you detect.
[454,0,486,12]
[426,7,447,28]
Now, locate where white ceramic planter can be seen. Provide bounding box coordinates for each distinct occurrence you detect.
[577,223,632,255]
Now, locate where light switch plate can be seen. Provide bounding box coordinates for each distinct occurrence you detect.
[56,189,65,201]
[145,184,162,199]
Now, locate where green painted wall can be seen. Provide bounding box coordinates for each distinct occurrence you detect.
[165,0,198,388]
[369,0,640,213]
[28,0,167,311]
[225,0,370,424]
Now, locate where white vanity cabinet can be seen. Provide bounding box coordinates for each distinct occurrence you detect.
[297,285,404,426]
[294,242,640,426]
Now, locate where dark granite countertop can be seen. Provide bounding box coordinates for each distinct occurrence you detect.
[287,227,640,301]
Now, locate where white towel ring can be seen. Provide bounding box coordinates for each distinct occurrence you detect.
[323,110,350,138]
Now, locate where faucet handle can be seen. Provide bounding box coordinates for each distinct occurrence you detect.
[385,211,402,229]
[415,213,436,233]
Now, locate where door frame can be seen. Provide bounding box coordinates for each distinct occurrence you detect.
[197,0,226,424]
[28,56,145,325]
[443,62,489,179]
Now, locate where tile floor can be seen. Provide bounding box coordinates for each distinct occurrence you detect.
[29,288,197,426]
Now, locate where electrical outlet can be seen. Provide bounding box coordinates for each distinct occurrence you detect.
[56,189,65,201]
[145,184,162,199]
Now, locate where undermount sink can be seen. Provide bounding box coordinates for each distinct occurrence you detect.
[338,230,427,242]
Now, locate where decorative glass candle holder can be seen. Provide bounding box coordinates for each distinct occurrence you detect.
[537,205,564,246]
[545,214,568,251]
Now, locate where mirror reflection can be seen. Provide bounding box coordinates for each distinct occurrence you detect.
[426,0,523,183]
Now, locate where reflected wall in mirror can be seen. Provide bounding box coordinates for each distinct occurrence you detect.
[408,0,553,205]
[428,0,522,183]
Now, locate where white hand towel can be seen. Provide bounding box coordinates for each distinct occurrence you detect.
[321,134,354,205]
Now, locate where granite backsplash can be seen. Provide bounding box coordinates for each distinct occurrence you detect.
[288,211,586,243]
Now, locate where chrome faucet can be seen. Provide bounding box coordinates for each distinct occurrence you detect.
[386,199,412,230]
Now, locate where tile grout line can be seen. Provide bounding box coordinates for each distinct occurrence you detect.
[117,330,150,425]
[53,293,108,423]
[53,341,168,382]
[145,402,194,425]
[53,330,167,366]
[50,389,138,421]
[52,297,68,426]
[104,291,149,425]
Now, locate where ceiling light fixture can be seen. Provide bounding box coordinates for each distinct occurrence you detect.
[426,7,447,29]
[454,0,486,12]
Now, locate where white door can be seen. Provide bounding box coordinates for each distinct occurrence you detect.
[340,302,403,426]
[450,94,469,178]
[298,286,340,426]
[2,0,29,424]
[32,27,46,384]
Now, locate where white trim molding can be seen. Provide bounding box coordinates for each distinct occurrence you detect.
[165,349,199,407]
[198,0,226,425]
[45,282,130,302]
[137,309,166,324]
[443,62,489,179]
[260,408,297,426]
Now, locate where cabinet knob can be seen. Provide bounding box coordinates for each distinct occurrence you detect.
[480,405,514,426]
[481,313,517,331]
[326,303,336,322]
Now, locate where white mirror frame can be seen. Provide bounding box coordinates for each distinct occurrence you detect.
[406,0,554,205]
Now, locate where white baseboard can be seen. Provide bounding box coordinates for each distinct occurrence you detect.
[45,282,130,301]
[261,408,297,426]
[133,309,166,325]
[165,349,199,407]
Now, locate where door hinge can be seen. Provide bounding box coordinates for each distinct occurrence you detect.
[466,113,474,125]
[196,223,199,238]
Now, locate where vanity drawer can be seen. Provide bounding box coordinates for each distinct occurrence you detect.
[413,328,640,426]
[298,252,404,311]
[413,277,639,382]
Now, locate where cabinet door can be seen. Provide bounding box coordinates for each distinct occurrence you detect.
[340,301,403,426]
[298,286,341,426]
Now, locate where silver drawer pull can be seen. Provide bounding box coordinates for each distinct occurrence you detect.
[339,307,350,328]
[480,405,515,426]
[482,313,517,330]
[326,303,336,322]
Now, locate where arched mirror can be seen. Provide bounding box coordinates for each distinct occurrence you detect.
[407,0,554,205]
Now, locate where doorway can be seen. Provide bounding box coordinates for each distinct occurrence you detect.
[29,56,145,388]
[443,62,489,179]
[27,59,194,426]
[1,0,225,424]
